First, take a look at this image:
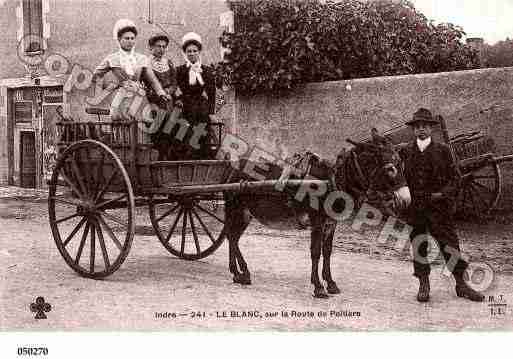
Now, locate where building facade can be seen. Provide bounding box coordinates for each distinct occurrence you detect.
[0,0,231,187]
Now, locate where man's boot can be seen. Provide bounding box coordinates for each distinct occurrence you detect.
[455,276,485,302]
[417,276,430,302]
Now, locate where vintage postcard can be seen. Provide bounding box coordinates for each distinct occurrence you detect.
[1,0,512,355]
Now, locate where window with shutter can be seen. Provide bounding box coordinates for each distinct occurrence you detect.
[22,0,43,53]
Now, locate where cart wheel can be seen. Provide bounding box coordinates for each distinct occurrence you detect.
[48,140,135,278]
[457,160,502,218]
[149,195,225,260]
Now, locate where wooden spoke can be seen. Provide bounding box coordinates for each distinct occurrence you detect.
[155,204,180,223]
[459,183,469,208]
[63,217,87,247]
[96,215,123,251]
[165,208,184,244]
[191,208,216,244]
[99,210,126,227]
[95,219,111,269]
[181,209,188,257]
[87,148,102,200]
[50,196,84,207]
[70,156,90,199]
[94,168,119,203]
[55,213,80,225]
[81,147,94,196]
[59,171,84,199]
[75,222,90,265]
[95,194,127,210]
[470,184,491,209]
[468,187,479,212]
[93,151,105,197]
[90,219,96,273]
[471,175,496,180]
[188,210,201,255]
[195,204,224,224]
[60,161,71,181]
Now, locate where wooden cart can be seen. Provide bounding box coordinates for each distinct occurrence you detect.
[48,106,238,278]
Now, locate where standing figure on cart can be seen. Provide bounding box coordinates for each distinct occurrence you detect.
[145,33,177,110]
[92,19,171,123]
[144,33,181,160]
[176,32,217,159]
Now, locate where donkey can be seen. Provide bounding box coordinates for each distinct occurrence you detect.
[222,136,411,298]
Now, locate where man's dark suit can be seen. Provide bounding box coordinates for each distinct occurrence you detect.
[400,140,468,279]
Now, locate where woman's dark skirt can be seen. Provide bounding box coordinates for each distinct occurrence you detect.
[149,97,213,161]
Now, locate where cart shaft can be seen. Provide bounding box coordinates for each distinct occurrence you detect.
[494,154,513,164]
[156,179,329,195]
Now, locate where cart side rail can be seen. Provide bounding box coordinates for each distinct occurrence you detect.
[56,120,152,147]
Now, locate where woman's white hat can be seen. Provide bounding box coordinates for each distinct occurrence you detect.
[182,32,202,50]
[113,19,137,40]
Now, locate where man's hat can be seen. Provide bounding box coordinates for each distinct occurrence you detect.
[148,33,170,47]
[406,108,439,126]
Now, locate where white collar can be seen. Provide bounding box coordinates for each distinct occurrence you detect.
[151,56,170,72]
[416,137,432,152]
[184,57,204,85]
[118,47,137,76]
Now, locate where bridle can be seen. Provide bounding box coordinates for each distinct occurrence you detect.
[350,150,369,189]
[348,146,405,216]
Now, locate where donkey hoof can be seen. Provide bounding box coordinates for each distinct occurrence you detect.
[313,287,329,299]
[233,274,252,285]
[327,282,341,295]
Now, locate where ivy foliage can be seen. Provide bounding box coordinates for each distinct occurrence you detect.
[218,0,480,95]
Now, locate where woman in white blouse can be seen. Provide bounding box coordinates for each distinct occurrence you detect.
[93,19,170,121]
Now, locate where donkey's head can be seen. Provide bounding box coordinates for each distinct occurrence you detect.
[338,133,411,216]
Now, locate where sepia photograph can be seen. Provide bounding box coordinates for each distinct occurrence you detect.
[0,0,512,356]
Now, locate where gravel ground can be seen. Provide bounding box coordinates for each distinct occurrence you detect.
[1,189,512,331]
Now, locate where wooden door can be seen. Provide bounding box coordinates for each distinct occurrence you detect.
[20,131,36,188]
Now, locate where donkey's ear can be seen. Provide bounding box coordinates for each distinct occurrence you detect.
[309,151,321,162]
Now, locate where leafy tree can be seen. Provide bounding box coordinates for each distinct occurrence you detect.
[219,0,480,94]
[481,39,513,68]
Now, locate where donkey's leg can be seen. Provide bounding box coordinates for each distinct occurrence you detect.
[321,218,340,294]
[310,214,329,298]
[228,233,241,279]
[225,196,242,279]
[231,203,252,284]
[225,195,252,285]
[232,231,251,285]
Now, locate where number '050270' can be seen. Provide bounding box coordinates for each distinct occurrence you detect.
[17,347,49,356]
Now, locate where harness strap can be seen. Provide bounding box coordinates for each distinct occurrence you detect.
[351,151,369,189]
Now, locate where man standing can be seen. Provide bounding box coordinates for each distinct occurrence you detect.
[400,108,484,302]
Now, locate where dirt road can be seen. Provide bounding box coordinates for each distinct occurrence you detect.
[1,191,512,331]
